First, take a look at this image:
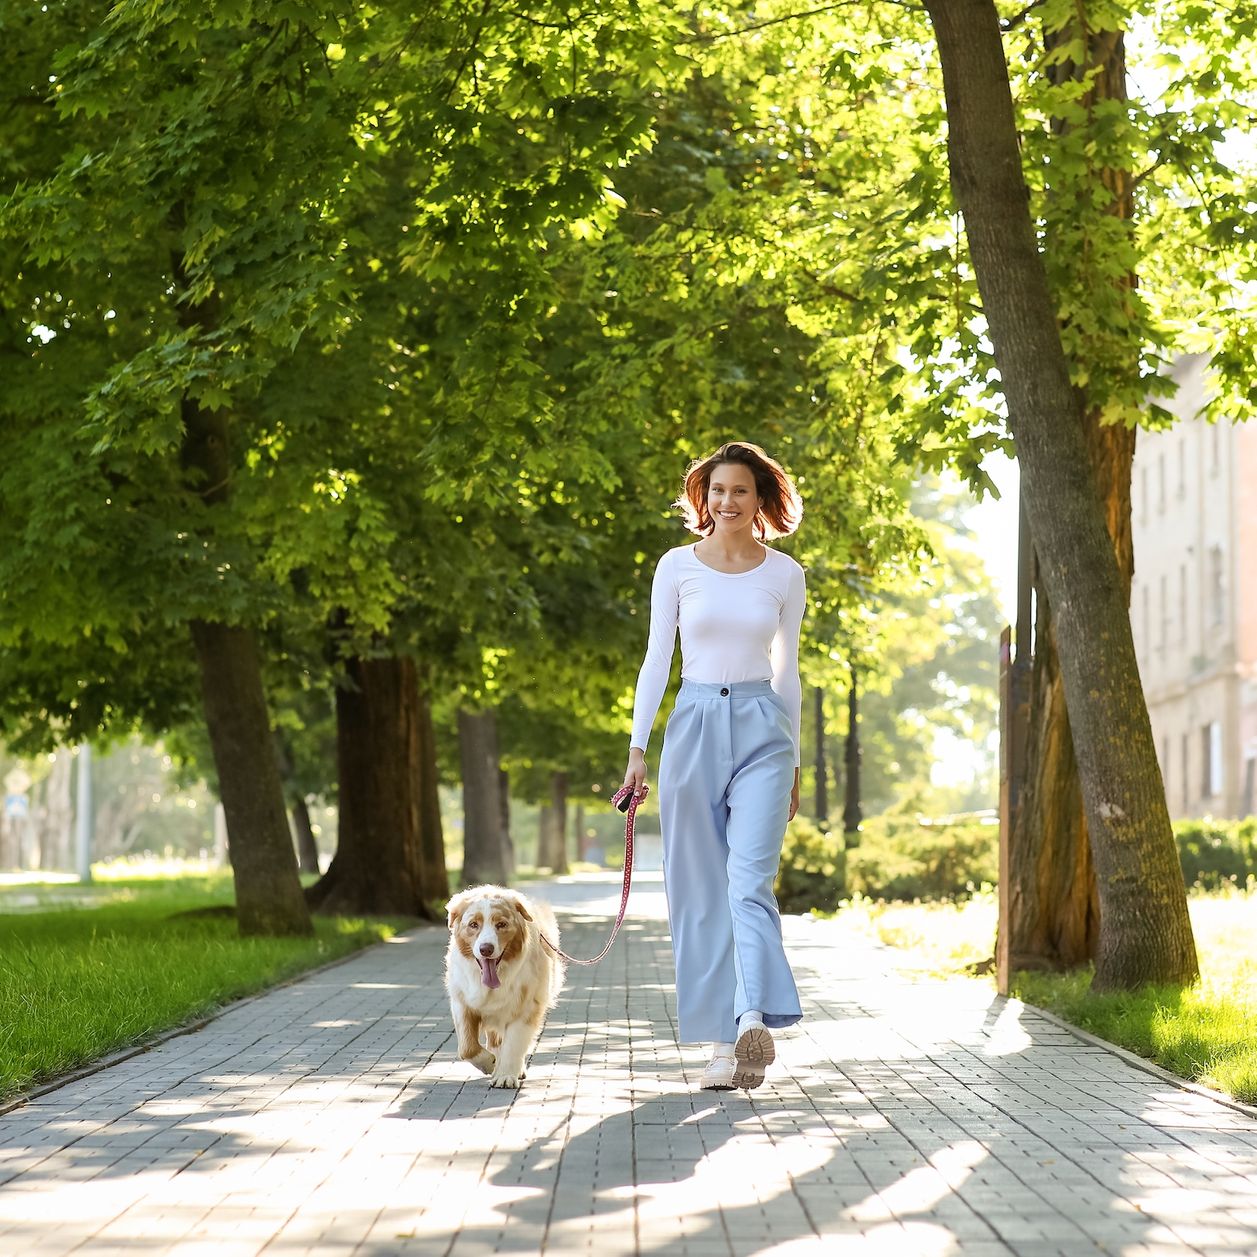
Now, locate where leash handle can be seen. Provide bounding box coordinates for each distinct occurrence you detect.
[538,784,641,966]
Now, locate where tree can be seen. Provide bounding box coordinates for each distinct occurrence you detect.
[922,0,1197,989]
[823,478,1003,817]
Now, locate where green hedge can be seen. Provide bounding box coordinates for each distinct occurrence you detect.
[773,811,1256,910]
[774,817,847,914]
[846,814,998,901]
[774,813,997,909]
[1174,817,1257,889]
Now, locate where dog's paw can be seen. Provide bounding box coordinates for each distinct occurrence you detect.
[488,1071,522,1089]
[466,1050,496,1075]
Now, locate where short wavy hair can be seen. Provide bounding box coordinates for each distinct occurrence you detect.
[674,441,803,540]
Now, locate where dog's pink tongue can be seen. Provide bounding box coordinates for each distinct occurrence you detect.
[479,957,501,989]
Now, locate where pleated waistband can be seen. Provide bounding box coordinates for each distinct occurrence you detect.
[677,679,775,700]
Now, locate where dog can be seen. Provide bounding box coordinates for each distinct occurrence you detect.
[444,885,564,1089]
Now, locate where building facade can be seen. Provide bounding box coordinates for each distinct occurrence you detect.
[1130,353,1257,820]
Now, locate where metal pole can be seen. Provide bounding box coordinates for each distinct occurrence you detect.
[843,668,862,844]
[75,744,93,884]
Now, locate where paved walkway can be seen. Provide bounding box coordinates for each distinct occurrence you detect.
[2,873,1256,1256]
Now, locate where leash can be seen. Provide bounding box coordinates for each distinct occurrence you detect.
[538,784,642,966]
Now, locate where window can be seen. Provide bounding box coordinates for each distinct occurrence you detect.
[1182,733,1190,812]
[1140,466,1148,524]
[1202,721,1223,799]
[1177,440,1186,498]
[1211,422,1220,475]
[1243,757,1256,818]
[1158,453,1166,511]
[1159,574,1168,652]
[1179,564,1187,646]
[1210,545,1225,627]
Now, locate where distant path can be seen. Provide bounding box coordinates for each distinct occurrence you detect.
[1,871,1255,1255]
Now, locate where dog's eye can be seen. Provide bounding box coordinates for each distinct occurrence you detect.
[494,920,508,930]
[467,918,481,930]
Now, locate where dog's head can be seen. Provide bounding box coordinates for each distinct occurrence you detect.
[445,886,534,990]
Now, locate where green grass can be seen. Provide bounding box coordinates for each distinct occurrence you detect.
[835,884,1257,1105]
[1012,887,1257,1104]
[0,874,413,1103]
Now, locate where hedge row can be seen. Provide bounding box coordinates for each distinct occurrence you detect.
[773,812,1257,912]
[1174,817,1257,890]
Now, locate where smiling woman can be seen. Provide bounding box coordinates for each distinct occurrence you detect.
[622,440,807,1093]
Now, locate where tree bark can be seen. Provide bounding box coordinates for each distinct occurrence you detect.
[498,768,516,877]
[536,773,570,874]
[572,801,585,865]
[417,676,450,903]
[191,620,312,935]
[291,797,320,876]
[458,708,512,886]
[813,686,829,825]
[1009,23,1136,971]
[40,751,73,871]
[537,803,553,871]
[174,237,310,937]
[308,655,444,918]
[924,0,1197,989]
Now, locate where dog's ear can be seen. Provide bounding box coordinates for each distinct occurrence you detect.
[445,891,472,930]
[508,893,533,923]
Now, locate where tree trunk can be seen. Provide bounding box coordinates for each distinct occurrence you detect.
[545,771,569,875]
[572,801,585,865]
[458,708,512,886]
[291,797,320,876]
[537,803,553,872]
[416,676,450,903]
[191,620,312,935]
[924,0,1197,989]
[498,768,516,878]
[813,686,829,825]
[40,751,73,871]
[1009,24,1136,971]
[308,655,444,918]
[174,237,309,937]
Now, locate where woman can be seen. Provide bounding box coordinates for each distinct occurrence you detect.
[622,440,805,1091]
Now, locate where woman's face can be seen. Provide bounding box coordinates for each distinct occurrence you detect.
[707,462,761,536]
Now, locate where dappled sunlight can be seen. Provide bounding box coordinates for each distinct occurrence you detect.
[2,888,1255,1254]
[847,1140,988,1221]
[757,1227,960,1256]
[979,996,1034,1057]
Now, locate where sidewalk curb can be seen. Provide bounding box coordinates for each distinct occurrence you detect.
[1010,995,1257,1122]
[0,923,434,1119]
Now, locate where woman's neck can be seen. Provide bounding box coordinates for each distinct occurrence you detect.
[698,534,764,562]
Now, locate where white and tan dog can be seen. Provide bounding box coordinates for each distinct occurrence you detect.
[444,885,564,1089]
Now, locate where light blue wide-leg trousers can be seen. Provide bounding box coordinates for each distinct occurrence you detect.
[657,678,803,1044]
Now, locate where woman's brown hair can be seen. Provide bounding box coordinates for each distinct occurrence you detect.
[674,441,803,540]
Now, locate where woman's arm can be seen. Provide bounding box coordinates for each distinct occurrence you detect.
[624,551,679,794]
[770,559,806,771]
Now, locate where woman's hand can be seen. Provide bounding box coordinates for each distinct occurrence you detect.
[623,747,649,799]
[787,769,800,822]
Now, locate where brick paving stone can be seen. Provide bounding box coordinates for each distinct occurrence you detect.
[0,871,1255,1255]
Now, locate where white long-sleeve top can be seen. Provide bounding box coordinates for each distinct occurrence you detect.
[630,543,806,767]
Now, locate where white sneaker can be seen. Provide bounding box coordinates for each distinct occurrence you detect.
[699,1045,737,1091]
[733,1015,775,1090]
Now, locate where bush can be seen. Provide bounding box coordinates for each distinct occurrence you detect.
[1174,817,1257,890]
[775,817,846,914]
[846,814,998,901]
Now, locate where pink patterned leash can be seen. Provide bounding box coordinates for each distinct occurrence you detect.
[538,784,642,966]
